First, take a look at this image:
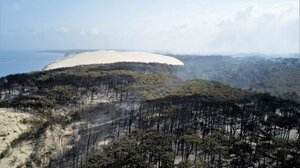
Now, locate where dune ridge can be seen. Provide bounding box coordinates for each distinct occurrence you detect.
[43,50,184,70]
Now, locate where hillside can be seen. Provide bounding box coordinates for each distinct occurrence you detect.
[0,62,299,168]
[176,56,300,102]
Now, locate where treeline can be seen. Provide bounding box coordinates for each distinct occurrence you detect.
[0,62,179,112]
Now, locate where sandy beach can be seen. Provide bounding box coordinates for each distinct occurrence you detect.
[43,50,184,70]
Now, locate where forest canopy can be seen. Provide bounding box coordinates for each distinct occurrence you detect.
[0,62,299,168]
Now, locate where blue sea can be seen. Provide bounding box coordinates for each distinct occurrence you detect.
[0,50,65,77]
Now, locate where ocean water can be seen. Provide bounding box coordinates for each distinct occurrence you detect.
[0,50,65,77]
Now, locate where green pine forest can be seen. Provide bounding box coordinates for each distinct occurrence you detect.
[0,61,299,168]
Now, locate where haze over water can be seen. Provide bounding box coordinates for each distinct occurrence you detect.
[0,50,64,77]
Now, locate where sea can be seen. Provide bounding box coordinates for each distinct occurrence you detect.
[0,50,65,77]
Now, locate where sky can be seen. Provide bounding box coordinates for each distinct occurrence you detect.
[0,0,299,54]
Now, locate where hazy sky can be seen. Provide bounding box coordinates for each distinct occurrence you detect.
[0,0,299,54]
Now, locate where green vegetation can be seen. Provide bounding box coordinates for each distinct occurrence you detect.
[0,63,179,112]
[139,79,244,101]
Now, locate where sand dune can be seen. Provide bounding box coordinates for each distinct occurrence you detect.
[0,108,33,168]
[43,50,184,70]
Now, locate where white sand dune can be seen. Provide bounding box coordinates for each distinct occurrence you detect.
[43,50,184,70]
